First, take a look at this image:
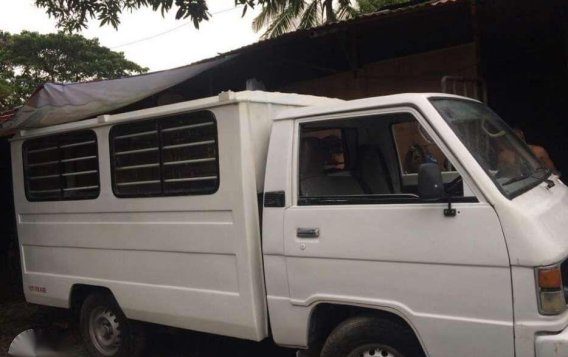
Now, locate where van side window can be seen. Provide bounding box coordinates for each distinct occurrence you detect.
[110,111,219,198]
[392,121,463,197]
[23,130,100,201]
[393,122,454,174]
[302,128,351,171]
[298,113,473,205]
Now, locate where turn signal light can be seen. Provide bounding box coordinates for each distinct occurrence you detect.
[536,265,567,315]
[539,267,563,289]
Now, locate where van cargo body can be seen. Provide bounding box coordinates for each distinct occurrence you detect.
[10,91,338,341]
[10,91,568,357]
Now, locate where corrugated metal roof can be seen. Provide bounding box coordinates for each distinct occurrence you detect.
[354,0,459,18]
[0,0,463,134]
[196,0,462,62]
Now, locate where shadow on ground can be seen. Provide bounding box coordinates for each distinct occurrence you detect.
[0,279,295,357]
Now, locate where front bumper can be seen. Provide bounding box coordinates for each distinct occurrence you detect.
[536,327,568,357]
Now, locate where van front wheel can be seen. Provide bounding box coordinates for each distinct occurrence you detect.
[320,316,423,357]
[80,292,141,357]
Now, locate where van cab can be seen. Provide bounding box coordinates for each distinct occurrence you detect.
[11,91,568,357]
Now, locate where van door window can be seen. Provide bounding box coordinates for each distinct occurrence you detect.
[392,121,464,197]
[300,128,365,198]
[298,113,475,205]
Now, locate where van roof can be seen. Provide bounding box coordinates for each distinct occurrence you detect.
[274,93,476,121]
[12,92,474,140]
[12,91,340,140]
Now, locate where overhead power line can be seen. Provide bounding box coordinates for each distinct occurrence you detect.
[110,6,239,49]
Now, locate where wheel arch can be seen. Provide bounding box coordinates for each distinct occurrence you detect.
[305,302,428,356]
[69,284,115,319]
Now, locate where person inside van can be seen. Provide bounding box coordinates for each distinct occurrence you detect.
[496,127,558,179]
[513,127,557,173]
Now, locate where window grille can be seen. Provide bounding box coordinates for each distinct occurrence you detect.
[23,130,100,201]
[110,111,219,198]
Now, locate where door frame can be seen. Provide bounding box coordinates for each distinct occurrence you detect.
[290,106,489,206]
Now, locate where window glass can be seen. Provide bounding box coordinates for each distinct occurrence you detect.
[302,128,348,171]
[430,98,549,198]
[298,113,472,205]
[392,121,465,197]
[392,121,454,174]
[110,111,219,198]
[23,130,100,201]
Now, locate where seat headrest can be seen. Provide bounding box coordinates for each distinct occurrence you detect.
[300,137,326,177]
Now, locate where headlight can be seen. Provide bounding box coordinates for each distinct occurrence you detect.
[536,265,567,315]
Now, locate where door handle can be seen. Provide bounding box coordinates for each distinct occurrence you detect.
[297,228,320,239]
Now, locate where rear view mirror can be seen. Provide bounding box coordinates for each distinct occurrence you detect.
[418,163,445,200]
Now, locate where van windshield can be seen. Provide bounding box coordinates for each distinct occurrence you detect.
[430,98,551,199]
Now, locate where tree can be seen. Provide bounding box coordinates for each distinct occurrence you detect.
[250,0,352,39]
[0,81,13,108]
[251,0,412,39]
[35,0,211,33]
[34,0,411,38]
[0,31,148,112]
[355,0,411,14]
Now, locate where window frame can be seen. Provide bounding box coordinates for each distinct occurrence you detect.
[294,107,481,207]
[22,129,100,202]
[109,110,220,199]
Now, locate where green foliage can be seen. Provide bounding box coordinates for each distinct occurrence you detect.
[35,0,210,33]
[244,0,345,38]
[0,31,148,112]
[356,0,411,13]
[35,0,412,38]
[242,0,412,39]
[0,80,13,104]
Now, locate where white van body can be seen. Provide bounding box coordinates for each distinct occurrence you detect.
[10,91,568,357]
[11,91,339,342]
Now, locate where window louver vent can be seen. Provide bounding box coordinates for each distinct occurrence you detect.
[23,130,100,201]
[110,111,219,198]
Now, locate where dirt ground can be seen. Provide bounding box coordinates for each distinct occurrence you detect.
[0,280,295,357]
[0,276,87,357]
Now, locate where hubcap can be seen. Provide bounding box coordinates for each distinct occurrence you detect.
[348,344,403,357]
[89,307,121,356]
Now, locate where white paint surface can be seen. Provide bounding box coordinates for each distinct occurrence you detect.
[11,91,568,356]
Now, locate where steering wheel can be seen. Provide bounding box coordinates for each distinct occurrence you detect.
[481,117,506,138]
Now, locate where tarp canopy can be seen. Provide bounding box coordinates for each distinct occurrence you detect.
[0,55,233,135]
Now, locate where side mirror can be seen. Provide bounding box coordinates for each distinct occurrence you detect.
[418,163,445,200]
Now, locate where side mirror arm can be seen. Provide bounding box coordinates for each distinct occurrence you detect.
[443,195,456,217]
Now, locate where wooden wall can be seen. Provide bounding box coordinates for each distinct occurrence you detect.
[279,43,477,99]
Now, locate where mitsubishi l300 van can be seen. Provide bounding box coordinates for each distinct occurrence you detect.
[10,91,568,357]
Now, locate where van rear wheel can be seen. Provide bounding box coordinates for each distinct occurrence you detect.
[80,292,142,357]
[346,345,402,357]
[320,316,423,357]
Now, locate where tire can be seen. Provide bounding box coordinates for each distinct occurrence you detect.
[320,315,424,357]
[80,292,143,357]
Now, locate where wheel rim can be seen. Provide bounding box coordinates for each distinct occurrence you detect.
[88,306,122,356]
[347,344,403,357]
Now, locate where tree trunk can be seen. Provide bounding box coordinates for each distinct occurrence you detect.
[323,0,336,22]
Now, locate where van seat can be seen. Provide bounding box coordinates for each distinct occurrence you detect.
[358,145,393,194]
[300,138,364,196]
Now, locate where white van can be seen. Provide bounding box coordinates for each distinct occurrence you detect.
[10,91,568,357]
